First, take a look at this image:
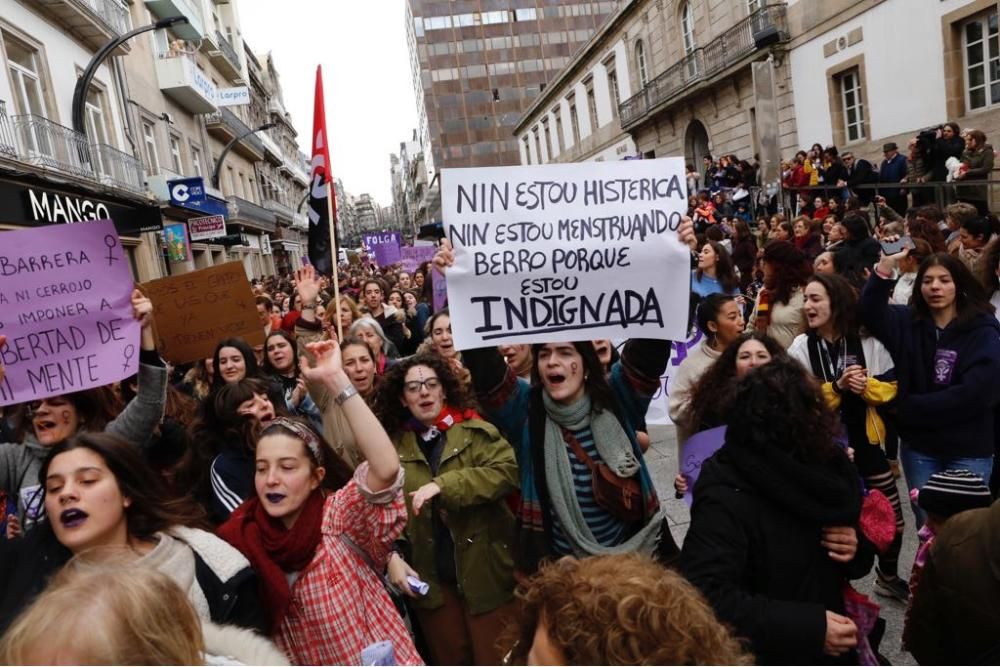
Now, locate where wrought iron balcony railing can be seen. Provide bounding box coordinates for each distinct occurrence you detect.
[619,4,788,128]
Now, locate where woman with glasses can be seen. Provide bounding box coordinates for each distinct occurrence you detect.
[372,354,519,665]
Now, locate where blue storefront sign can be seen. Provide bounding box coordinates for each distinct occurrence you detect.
[167,177,228,218]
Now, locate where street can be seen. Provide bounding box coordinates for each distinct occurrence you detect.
[646,424,917,665]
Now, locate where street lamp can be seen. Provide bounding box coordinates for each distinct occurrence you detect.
[212,121,277,189]
[72,16,190,136]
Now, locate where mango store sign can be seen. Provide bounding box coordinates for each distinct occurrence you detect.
[0,220,140,406]
[441,158,691,349]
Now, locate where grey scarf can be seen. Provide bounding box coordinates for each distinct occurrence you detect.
[541,392,663,557]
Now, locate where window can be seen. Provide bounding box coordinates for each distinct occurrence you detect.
[141,121,159,174]
[635,40,648,87]
[514,8,537,22]
[85,88,110,175]
[585,81,599,132]
[681,3,696,54]
[839,69,865,142]
[191,145,203,177]
[554,109,564,153]
[534,130,543,164]
[747,0,761,12]
[569,98,581,146]
[542,118,553,158]
[169,134,183,173]
[5,35,49,155]
[608,67,621,116]
[964,12,1000,111]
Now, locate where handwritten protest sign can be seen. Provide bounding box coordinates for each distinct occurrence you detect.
[679,425,727,506]
[442,158,690,349]
[400,245,437,273]
[140,262,263,365]
[0,220,140,406]
[362,232,402,267]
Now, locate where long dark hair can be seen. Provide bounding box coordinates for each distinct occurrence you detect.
[911,253,996,325]
[805,273,859,338]
[762,241,811,305]
[979,236,1000,294]
[530,341,615,412]
[259,330,297,378]
[372,354,476,436]
[696,241,739,294]
[725,357,841,464]
[210,338,261,391]
[695,294,737,341]
[684,333,786,435]
[40,433,209,542]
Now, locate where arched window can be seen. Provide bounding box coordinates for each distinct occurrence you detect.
[681,3,696,54]
[635,39,648,87]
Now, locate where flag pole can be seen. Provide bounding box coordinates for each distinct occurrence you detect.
[326,183,343,342]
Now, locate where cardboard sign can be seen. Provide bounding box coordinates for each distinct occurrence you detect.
[0,220,140,406]
[441,158,691,349]
[140,262,264,364]
[400,245,437,273]
[188,215,226,241]
[679,425,727,506]
[362,232,402,266]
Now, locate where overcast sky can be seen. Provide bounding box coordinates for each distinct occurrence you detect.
[238,1,418,206]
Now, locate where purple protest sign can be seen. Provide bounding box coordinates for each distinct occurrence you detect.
[679,425,727,506]
[0,220,140,406]
[400,245,437,273]
[362,232,402,267]
[432,266,448,312]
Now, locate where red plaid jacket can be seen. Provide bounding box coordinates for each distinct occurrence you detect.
[276,463,423,665]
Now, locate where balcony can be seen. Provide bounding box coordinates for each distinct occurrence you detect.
[228,195,277,232]
[155,50,218,114]
[3,110,145,194]
[292,212,309,231]
[619,4,788,130]
[25,0,131,51]
[202,30,242,81]
[281,156,309,186]
[260,131,283,166]
[144,0,205,40]
[205,108,265,160]
[264,198,295,224]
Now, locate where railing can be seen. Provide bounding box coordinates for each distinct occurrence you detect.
[205,108,264,155]
[0,101,16,158]
[214,30,241,71]
[5,111,146,193]
[229,195,277,230]
[76,0,130,34]
[619,4,787,127]
[91,142,145,194]
[11,114,94,178]
[264,198,296,221]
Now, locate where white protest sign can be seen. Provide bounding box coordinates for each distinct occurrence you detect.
[442,158,691,350]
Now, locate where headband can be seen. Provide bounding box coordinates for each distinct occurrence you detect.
[266,418,322,464]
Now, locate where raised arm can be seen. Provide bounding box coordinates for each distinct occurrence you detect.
[300,340,398,491]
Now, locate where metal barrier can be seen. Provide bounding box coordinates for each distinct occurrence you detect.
[92,142,145,194]
[782,179,1000,214]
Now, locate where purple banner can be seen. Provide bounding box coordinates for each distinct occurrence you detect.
[362,232,402,267]
[679,425,726,506]
[400,245,438,273]
[432,266,448,312]
[0,220,141,406]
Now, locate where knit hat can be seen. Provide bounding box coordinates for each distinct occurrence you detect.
[917,470,993,518]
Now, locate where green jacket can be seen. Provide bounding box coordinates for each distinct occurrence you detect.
[396,418,519,614]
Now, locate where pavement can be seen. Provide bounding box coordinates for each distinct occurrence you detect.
[645,424,917,666]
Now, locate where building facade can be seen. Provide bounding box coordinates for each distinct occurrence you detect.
[404,0,622,179]
[0,0,311,282]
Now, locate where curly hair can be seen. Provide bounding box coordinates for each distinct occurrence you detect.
[500,554,752,665]
[726,356,842,464]
[372,354,477,436]
[761,241,811,305]
[683,333,787,436]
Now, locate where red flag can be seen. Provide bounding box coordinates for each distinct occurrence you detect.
[307,65,336,274]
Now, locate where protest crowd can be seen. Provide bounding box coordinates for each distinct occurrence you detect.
[0,125,999,667]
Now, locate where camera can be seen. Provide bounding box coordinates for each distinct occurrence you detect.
[915,125,943,160]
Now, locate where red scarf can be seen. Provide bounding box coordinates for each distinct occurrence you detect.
[217,490,325,633]
[754,288,772,333]
[406,404,481,435]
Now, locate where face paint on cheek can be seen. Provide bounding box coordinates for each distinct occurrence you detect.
[60,411,72,426]
[571,362,579,376]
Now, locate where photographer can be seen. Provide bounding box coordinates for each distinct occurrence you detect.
[929,123,965,194]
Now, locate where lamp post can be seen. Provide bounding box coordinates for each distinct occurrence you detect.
[212,121,277,190]
[72,16,190,136]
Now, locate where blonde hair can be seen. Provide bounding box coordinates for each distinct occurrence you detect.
[0,565,204,665]
[501,554,752,665]
[325,294,361,329]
